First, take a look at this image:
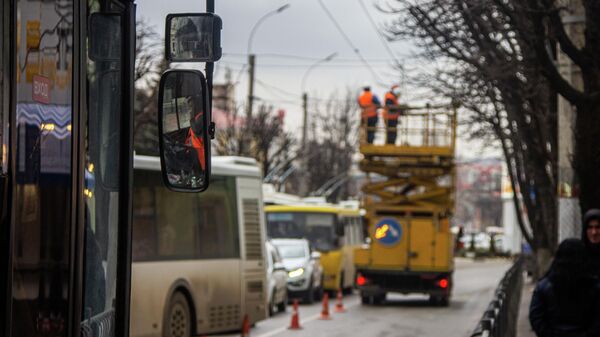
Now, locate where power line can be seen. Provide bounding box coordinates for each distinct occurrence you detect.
[220,61,393,68]
[316,0,387,86]
[223,52,399,63]
[356,0,401,66]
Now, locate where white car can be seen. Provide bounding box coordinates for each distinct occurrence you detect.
[271,238,324,304]
[265,241,288,316]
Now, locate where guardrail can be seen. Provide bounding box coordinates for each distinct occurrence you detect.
[81,309,115,337]
[470,257,524,337]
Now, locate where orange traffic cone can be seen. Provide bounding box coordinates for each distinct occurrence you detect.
[319,292,332,320]
[241,314,250,337]
[288,299,302,330]
[334,289,346,313]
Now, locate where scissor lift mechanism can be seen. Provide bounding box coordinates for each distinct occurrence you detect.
[360,104,458,219]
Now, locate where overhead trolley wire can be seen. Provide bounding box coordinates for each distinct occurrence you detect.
[316,0,388,87]
[356,0,401,66]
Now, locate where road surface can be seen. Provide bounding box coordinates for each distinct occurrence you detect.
[215,258,511,337]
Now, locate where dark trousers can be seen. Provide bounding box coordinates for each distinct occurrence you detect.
[387,118,398,144]
[367,116,377,144]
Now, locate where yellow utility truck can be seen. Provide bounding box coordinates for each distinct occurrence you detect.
[354,103,457,305]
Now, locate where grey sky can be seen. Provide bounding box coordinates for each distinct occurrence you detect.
[137,0,500,159]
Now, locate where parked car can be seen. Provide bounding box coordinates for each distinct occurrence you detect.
[271,238,324,304]
[265,241,288,316]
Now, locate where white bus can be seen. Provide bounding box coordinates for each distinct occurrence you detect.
[129,155,268,337]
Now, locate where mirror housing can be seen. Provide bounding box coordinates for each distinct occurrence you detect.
[158,69,210,192]
[89,13,122,61]
[165,13,222,62]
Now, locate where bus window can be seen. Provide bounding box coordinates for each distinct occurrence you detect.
[132,170,240,261]
[82,2,124,328]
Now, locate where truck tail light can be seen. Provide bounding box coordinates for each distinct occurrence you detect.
[357,274,368,286]
[438,278,449,289]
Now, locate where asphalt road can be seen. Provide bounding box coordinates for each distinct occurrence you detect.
[214,258,511,337]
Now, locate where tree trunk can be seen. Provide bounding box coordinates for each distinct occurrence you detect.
[574,99,600,212]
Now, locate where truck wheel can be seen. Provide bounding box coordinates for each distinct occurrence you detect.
[164,292,192,337]
[361,295,370,305]
[373,293,386,305]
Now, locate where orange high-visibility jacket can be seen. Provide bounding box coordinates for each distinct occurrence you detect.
[358,91,378,119]
[384,91,400,120]
[186,128,206,170]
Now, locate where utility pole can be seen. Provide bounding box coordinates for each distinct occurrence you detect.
[301,92,308,148]
[246,54,256,120]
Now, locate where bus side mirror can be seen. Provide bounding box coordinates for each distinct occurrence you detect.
[158,69,210,192]
[165,13,222,62]
[335,220,345,237]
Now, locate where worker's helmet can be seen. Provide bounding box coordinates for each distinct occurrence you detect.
[391,84,401,96]
[363,83,371,91]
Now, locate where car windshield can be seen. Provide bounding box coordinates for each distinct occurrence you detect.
[275,244,306,259]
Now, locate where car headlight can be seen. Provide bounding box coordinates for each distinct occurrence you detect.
[288,268,304,278]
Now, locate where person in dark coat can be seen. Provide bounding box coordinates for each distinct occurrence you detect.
[529,238,600,337]
[582,208,600,278]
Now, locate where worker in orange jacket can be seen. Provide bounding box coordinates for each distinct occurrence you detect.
[384,85,402,144]
[186,111,206,171]
[358,85,381,144]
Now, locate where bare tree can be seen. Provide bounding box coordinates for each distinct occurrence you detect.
[302,90,359,201]
[215,104,296,179]
[133,19,164,156]
[384,0,559,272]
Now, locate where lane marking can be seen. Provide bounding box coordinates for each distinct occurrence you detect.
[255,299,360,337]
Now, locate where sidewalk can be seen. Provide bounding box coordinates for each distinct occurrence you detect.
[517,278,536,337]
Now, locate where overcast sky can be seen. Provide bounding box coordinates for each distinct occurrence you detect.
[138,0,500,159]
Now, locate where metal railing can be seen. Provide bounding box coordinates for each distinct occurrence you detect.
[359,104,457,148]
[470,257,524,337]
[81,309,115,337]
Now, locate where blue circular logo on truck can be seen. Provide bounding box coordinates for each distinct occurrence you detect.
[374,218,402,246]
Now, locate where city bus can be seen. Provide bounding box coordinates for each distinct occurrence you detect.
[1,1,222,336]
[265,204,363,294]
[129,155,267,337]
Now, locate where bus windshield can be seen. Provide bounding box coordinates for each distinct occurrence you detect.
[267,212,337,251]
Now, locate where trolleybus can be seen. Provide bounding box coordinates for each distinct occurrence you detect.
[265,204,363,293]
[130,155,267,337]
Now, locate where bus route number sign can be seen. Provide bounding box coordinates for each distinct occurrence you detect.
[374,218,402,246]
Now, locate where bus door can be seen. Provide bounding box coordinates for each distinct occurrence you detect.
[2,1,134,336]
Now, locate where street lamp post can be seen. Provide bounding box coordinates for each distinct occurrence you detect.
[246,4,290,120]
[301,52,337,149]
[298,52,337,196]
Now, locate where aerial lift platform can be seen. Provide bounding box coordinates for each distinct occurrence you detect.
[355,103,458,305]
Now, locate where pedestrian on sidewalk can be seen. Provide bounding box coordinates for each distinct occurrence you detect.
[582,208,600,278]
[529,238,600,337]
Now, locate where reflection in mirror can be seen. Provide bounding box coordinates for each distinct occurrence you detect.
[89,13,122,61]
[167,14,222,62]
[159,70,209,192]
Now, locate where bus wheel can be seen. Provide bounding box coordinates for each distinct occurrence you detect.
[164,292,192,337]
